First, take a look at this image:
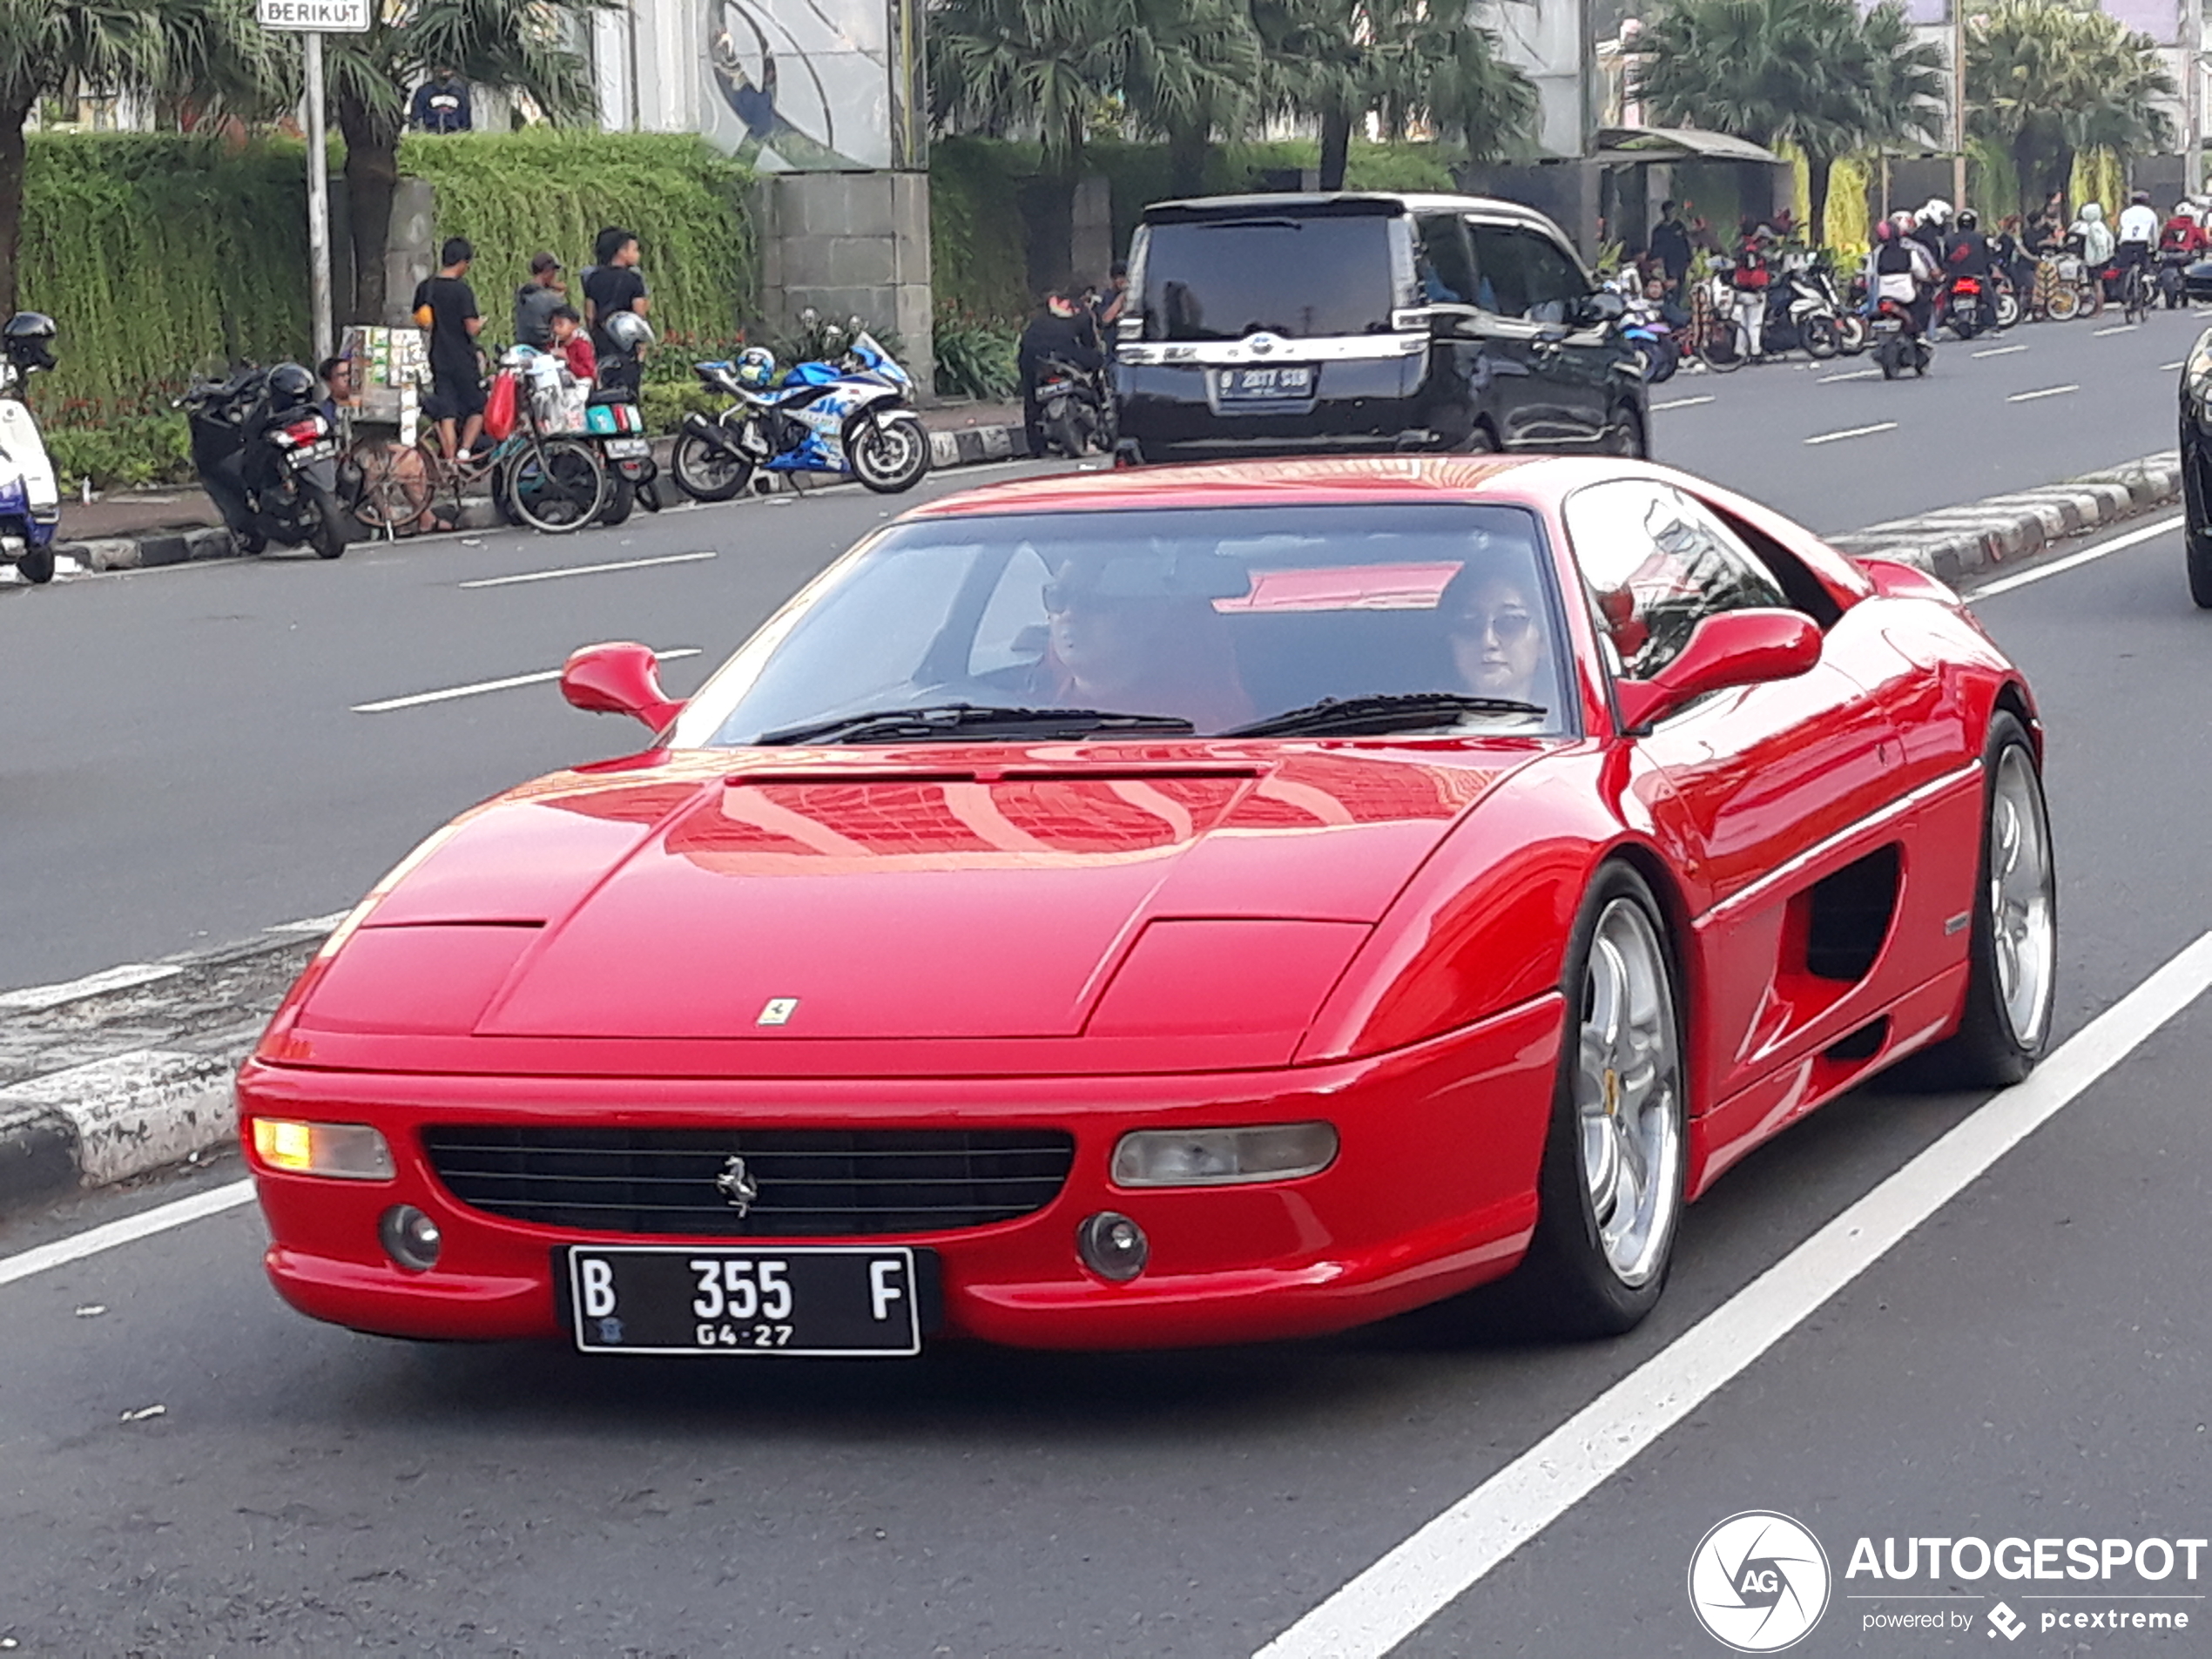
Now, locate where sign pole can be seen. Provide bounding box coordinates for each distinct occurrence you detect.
[304,28,334,367]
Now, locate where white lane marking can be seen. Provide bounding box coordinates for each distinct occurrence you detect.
[351,648,703,713]
[1252,930,2212,1659]
[0,963,181,1015]
[0,1179,257,1292]
[1969,515,2182,599]
[456,550,718,590]
[1816,368,1880,383]
[1648,395,1714,411]
[2094,323,2137,336]
[2007,384,2079,403]
[1804,421,1897,445]
[268,911,351,934]
[1972,344,2029,358]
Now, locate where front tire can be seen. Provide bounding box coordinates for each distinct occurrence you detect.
[1604,408,1647,458]
[1803,315,1839,359]
[2045,283,2081,321]
[1515,864,1687,1337]
[2185,442,2212,607]
[1902,712,2056,1089]
[850,412,930,493]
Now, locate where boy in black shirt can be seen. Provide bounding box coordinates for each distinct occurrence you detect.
[583,226,650,395]
[412,236,485,462]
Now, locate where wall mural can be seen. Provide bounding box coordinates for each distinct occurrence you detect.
[703,0,904,169]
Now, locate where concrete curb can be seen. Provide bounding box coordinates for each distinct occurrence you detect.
[1827,450,2183,585]
[0,927,325,1217]
[38,421,1030,578]
[0,445,2187,1219]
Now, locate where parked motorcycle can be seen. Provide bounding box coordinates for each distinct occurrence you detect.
[671,326,930,501]
[1612,274,1678,384]
[0,312,62,585]
[582,312,662,525]
[1037,354,1114,455]
[1870,299,1931,379]
[182,362,347,559]
[1769,258,1848,358]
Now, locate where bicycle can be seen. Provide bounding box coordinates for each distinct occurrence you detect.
[2121,255,2154,325]
[343,431,462,538]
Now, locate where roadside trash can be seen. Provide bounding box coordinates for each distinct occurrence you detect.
[118,1403,165,1422]
[73,1305,105,1317]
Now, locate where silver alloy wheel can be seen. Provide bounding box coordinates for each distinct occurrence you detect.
[1988,745,2056,1048]
[1573,899,1684,1287]
[853,415,927,488]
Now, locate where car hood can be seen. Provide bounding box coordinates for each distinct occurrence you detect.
[323,745,1541,1042]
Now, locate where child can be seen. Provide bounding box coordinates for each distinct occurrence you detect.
[550,305,596,383]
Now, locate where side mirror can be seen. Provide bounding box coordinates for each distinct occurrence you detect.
[1577,289,1628,328]
[560,641,685,733]
[1614,609,1821,732]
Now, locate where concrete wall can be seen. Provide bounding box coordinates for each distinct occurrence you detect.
[755,170,934,395]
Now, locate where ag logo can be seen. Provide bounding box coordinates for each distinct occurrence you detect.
[1687,1511,1831,1652]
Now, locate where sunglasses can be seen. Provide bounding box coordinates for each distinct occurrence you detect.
[1449,609,1536,644]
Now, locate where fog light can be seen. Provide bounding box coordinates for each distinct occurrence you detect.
[250,1117,395,1180]
[1076,1211,1149,1282]
[1111,1122,1339,1188]
[379,1205,443,1272]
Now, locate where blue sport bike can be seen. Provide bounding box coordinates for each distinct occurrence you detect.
[671,324,931,502]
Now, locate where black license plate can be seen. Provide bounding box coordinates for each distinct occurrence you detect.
[568,1245,921,1356]
[1220,365,1313,401]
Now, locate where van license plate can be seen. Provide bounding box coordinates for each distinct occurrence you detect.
[1220,366,1313,401]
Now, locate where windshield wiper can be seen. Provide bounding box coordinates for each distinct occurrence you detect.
[753,703,1197,746]
[1223,692,1546,739]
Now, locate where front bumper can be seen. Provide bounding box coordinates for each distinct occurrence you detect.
[241,996,1560,1351]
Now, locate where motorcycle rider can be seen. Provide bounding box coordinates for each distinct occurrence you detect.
[1911,200,1951,266]
[1017,289,1103,457]
[1870,219,1936,343]
[1943,209,1996,333]
[2158,201,2208,307]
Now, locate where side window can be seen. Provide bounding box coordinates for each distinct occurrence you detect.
[1414,213,1480,307]
[968,543,1053,677]
[1565,481,1791,680]
[1467,222,1527,316]
[1517,233,1589,324]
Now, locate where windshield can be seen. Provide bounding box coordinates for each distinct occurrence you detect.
[1136,218,1401,341]
[669,504,1575,748]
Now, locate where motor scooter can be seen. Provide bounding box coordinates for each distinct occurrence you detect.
[182,363,347,559]
[0,312,61,585]
[1870,298,1931,379]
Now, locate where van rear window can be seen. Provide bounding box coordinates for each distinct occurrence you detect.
[1137,218,1399,341]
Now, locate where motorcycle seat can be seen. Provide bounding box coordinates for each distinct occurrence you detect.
[585,386,637,408]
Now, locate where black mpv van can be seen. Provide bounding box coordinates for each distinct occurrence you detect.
[1114,192,1646,464]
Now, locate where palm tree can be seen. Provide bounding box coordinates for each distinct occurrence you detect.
[1117,0,1263,196]
[0,0,279,314]
[1251,0,1532,191]
[323,0,609,325]
[1633,0,1941,241]
[1967,0,2175,213]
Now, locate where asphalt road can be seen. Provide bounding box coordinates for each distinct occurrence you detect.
[1,311,2208,1656]
[1,303,2202,990]
[0,513,2204,1656]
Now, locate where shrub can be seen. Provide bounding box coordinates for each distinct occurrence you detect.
[933,307,1020,401]
[44,410,193,492]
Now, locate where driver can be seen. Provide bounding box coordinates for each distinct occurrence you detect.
[1041,551,1255,732]
[1439,555,1553,710]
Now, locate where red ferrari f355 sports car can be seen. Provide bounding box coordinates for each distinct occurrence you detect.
[240,455,2054,1354]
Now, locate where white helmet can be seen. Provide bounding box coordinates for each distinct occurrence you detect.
[603,310,656,354]
[1917,199,1952,227]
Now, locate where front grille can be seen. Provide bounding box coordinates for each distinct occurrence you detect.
[420,1125,1076,1238]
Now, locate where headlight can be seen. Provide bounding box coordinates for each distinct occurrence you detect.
[249,1118,395,1180]
[1110,1123,1339,1188]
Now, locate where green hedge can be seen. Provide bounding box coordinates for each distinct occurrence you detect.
[22,133,312,424]
[928,136,1467,320]
[401,131,757,357]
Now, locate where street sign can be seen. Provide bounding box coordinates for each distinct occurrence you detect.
[256,0,370,31]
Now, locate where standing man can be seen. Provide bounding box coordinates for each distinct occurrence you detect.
[1016,290,1102,458]
[512,252,566,350]
[1649,199,1691,293]
[409,66,472,132]
[412,236,485,462]
[583,227,650,395]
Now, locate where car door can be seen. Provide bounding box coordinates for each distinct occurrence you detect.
[1460,219,1547,447]
[1566,478,1908,1113]
[1471,221,1613,447]
[1410,212,1488,446]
